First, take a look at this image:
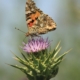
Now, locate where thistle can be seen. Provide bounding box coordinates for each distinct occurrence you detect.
[9,37,71,80]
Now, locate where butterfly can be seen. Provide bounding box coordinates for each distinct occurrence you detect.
[25,0,56,36]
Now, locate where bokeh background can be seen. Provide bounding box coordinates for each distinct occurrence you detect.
[0,0,80,80]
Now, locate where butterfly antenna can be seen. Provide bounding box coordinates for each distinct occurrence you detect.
[15,27,26,34]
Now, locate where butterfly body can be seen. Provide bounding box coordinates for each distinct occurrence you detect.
[25,0,56,36]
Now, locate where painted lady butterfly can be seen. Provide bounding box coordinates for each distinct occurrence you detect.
[25,0,56,36]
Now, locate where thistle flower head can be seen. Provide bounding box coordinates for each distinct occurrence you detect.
[10,39,71,80]
[22,37,50,53]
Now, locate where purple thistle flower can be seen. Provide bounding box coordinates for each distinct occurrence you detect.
[22,37,50,53]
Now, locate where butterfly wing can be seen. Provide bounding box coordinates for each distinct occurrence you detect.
[25,0,56,36]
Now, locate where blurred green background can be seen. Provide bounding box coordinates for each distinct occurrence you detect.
[0,0,80,80]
